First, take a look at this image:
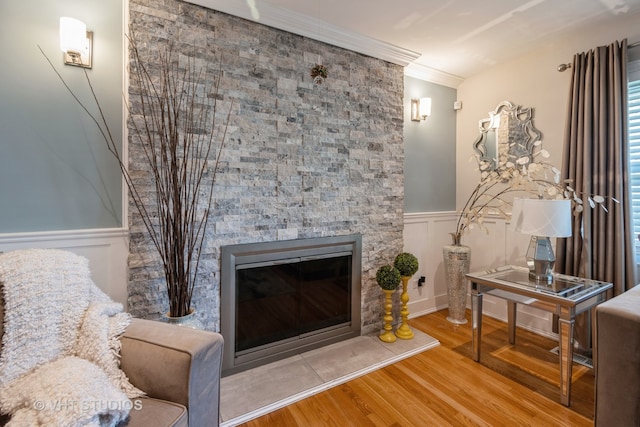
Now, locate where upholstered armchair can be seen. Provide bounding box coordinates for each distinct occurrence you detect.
[118,319,224,426]
[0,249,224,427]
[595,284,640,426]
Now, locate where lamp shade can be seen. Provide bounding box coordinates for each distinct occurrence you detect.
[511,198,572,237]
[419,97,431,118]
[60,17,87,53]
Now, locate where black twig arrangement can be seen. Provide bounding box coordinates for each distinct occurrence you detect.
[41,30,232,318]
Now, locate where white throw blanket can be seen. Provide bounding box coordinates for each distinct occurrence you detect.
[0,249,144,426]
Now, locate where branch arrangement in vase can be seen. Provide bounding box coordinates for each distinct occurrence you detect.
[41,30,232,318]
[454,145,617,244]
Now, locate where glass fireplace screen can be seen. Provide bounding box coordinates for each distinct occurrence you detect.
[235,254,352,353]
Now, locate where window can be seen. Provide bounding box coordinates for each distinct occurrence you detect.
[629,52,640,261]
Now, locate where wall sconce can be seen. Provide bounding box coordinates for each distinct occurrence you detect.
[60,17,93,68]
[411,97,431,121]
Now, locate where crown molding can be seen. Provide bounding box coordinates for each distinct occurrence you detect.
[404,62,464,89]
[184,0,420,67]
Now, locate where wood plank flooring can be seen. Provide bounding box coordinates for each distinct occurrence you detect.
[239,309,593,426]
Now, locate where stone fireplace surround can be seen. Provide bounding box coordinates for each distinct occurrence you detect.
[126,0,405,335]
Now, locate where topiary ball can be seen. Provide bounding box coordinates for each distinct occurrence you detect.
[394,252,419,277]
[376,265,401,290]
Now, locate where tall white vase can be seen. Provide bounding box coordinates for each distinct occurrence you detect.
[442,240,471,325]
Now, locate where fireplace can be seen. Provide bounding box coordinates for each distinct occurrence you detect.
[220,234,362,375]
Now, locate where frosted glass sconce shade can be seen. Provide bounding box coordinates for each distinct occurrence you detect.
[419,97,431,118]
[60,17,93,68]
[411,97,432,121]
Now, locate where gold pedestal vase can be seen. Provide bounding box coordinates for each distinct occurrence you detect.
[443,235,471,325]
[379,289,397,343]
[395,276,414,339]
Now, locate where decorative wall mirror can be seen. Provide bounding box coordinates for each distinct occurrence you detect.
[472,101,542,170]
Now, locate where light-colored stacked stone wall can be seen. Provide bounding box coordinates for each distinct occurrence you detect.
[127,0,404,334]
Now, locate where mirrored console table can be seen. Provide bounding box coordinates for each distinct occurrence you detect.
[466,265,612,406]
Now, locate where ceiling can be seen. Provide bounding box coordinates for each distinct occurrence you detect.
[188,0,640,85]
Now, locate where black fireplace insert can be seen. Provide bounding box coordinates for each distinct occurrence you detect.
[220,234,362,375]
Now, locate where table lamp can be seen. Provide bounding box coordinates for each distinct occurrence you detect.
[511,198,572,283]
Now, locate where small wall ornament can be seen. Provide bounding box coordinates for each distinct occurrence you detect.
[310,64,328,84]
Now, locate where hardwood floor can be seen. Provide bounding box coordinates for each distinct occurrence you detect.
[239,309,594,426]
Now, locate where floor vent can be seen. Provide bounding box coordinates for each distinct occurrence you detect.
[549,346,593,369]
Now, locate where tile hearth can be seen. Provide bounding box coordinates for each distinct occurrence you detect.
[220,329,439,426]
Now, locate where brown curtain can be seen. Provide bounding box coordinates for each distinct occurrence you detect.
[555,39,635,353]
[556,39,636,296]
[556,40,636,295]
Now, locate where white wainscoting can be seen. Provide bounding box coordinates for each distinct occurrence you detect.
[0,216,560,338]
[0,229,129,308]
[403,211,558,339]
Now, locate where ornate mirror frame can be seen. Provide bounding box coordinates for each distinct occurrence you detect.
[472,101,542,170]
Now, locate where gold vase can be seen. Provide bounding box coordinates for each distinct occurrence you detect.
[395,276,414,339]
[379,289,397,343]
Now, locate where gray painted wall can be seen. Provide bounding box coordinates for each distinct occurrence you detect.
[403,76,456,213]
[0,0,123,232]
[0,1,454,235]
